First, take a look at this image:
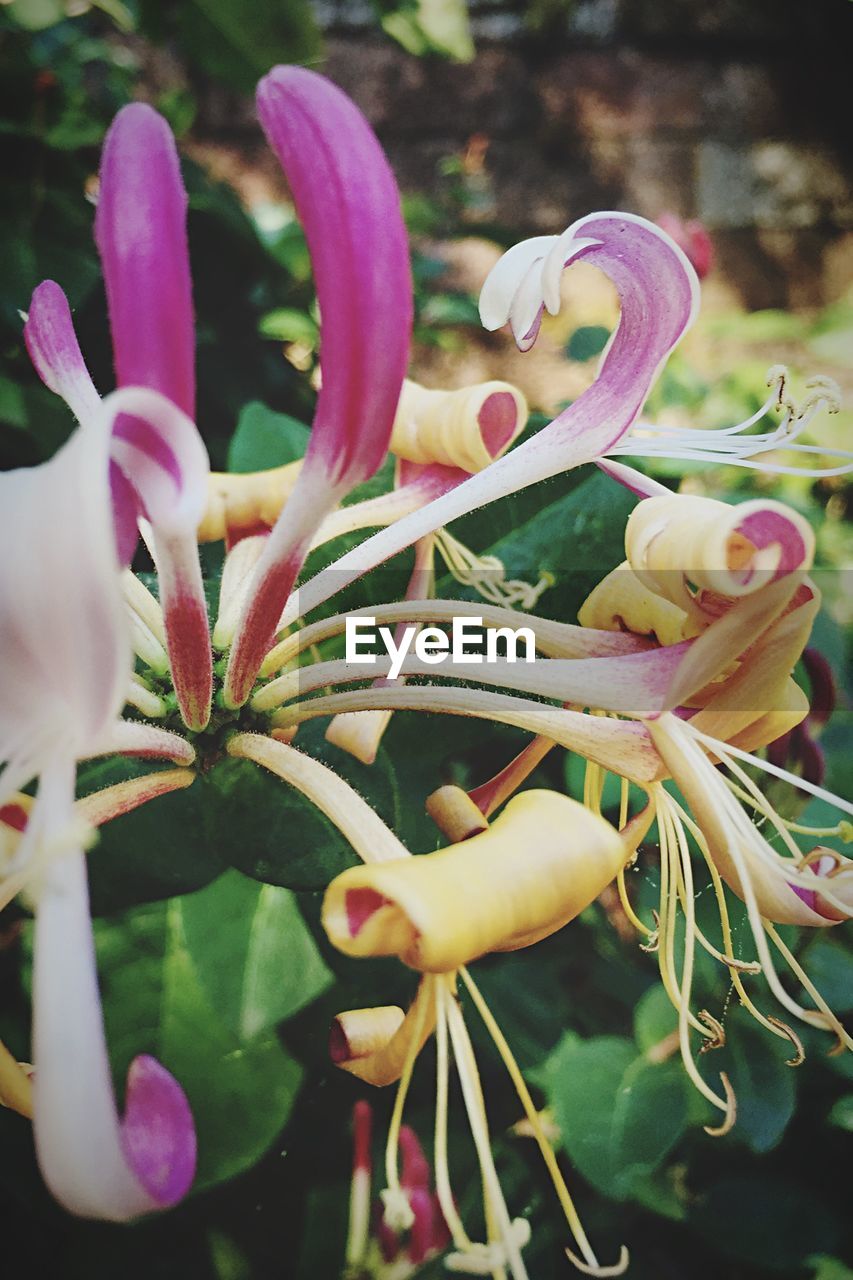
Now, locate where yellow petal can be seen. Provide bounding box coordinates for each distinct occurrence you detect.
[322,791,629,972]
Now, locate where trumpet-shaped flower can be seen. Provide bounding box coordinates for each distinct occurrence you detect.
[223,67,413,706]
[343,1100,449,1278]
[0,400,198,1220]
[24,102,213,730]
[273,211,701,629]
[321,790,651,1279]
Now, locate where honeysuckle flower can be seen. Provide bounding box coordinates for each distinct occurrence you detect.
[223,66,413,707]
[344,1100,449,1278]
[416,493,852,1129]
[24,100,213,730]
[0,404,198,1220]
[274,212,700,630]
[320,791,652,1279]
[209,376,529,653]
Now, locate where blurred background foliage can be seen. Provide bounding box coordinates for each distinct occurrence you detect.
[1,2,851,1278]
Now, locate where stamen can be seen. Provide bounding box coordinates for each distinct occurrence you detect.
[382,975,434,1224]
[766,1017,806,1067]
[613,366,849,477]
[442,981,531,1280]
[434,976,473,1254]
[657,792,735,1117]
[434,528,552,611]
[702,1072,737,1137]
[565,1246,630,1278]
[696,1010,726,1052]
[460,967,618,1276]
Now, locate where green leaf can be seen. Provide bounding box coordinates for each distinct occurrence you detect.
[96,885,316,1192]
[808,1257,853,1280]
[206,723,399,889]
[566,325,611,362]
[178,869,332,1039]
[381,0,474,60]
[691,1176,840,1269]
[81,759,227,915]
[153,0,322,93]
[543,1033,689,1199]
[709,1008,796,1154]
[258,308,318,346]
[160,898,303,1188]
[633,984,678,1056]
[801,936,853,1014]
[227,400,309,473]
[827,1095,853,1132]
[5,0,64,31]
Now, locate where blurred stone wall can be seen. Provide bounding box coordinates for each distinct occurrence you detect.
[313,0,853,309]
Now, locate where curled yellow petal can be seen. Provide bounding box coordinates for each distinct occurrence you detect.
[625,494,815,611]
[198,461,303,543]
[322,791,629,973]
[390,378,527,472]
[329,982,437,1087]
[426,785,489,843]
[0,1039,32,1119]
[578,561,695,646]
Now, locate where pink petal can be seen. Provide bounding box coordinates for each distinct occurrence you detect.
[279,212,699,627]
[24,281,101,424]
[224,67,413,706]
[95,103,195,418]
[121,1056,196,1207]
[257,66,412,489]
[104,387,212,730]
[399,1125,430,1191]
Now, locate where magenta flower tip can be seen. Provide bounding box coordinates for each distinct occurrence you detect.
[24,280,101,425]
[96,102,195,418]
[121,1054,197,1208]
[257,65,412,488]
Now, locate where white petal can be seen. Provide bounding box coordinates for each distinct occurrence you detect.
[478,236,556,331]
[541,234,602,314]
[508,262,547,351]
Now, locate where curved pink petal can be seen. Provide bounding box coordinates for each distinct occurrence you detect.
[32,765,195,1220]
[256,65,412,488]
[121,1056,196,1207]
[95,103,195,419]
[103,387,212,730]
[278,212,699,628]
[23,281,101,425]
[224,67,413,707]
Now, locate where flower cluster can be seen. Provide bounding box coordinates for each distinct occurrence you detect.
[1,62,851,1278]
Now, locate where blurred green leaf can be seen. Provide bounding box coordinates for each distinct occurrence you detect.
[380,0,474,61]
[96,884,316,1192]
[5,0,65,31]
[827,1096,853,1131]
[633,984,678,1055]
[711,1009,797,1153]
[226,400,309,472]
[258,308,318,346]
[566,324,610,362]
[808,1257,853,1280]
[141,0,322,93]
[691,1176,840,1269]
[544,1033,689,1198]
